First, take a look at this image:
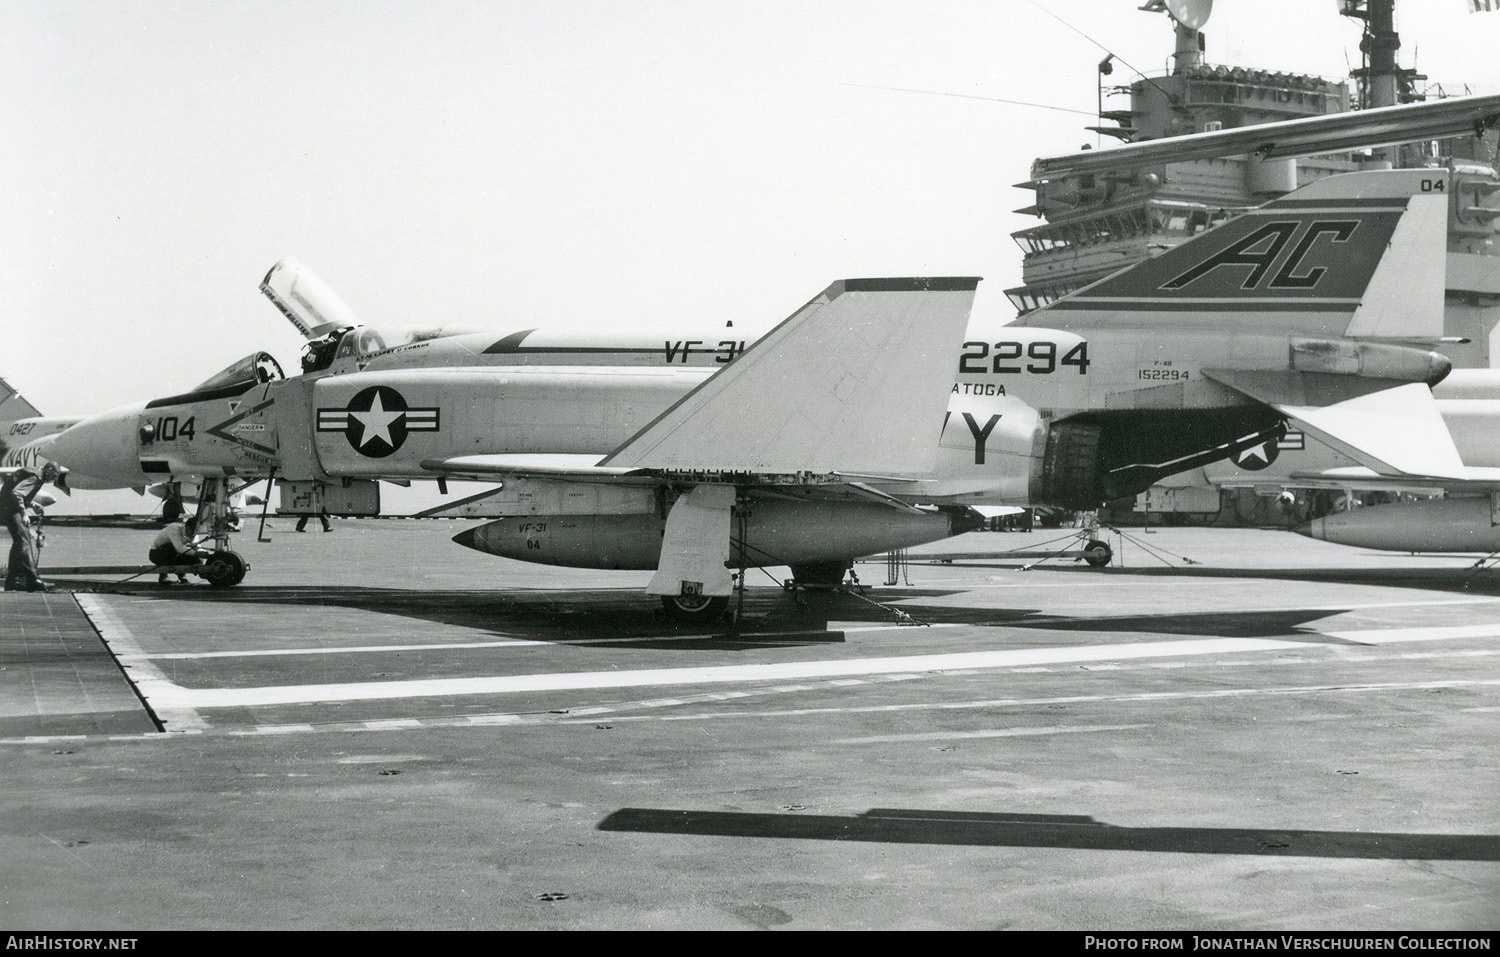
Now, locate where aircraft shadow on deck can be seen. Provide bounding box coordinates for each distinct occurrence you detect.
[65,582,965,648]
[63,581,1387,647]
[597,807,1500,862]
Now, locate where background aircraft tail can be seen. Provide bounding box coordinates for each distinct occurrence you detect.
[0,375,44,437]
[1019,168,1448,342]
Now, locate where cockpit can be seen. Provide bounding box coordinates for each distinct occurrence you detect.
[192,351,285,392]
[299,324,466,375]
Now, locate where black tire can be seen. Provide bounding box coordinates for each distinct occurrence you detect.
[789,562,848,587]
[203,550,248,588]
[660,594,729,623]
[1082,540,1112,568]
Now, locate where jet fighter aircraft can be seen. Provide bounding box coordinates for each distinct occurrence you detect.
[37,165,1462,618]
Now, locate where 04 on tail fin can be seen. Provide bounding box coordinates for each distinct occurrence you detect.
[1020,168,1449,342]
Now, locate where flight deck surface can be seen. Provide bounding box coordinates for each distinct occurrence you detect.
[2,520,1497,930]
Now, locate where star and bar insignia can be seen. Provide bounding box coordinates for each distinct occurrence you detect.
[317,386,440,458]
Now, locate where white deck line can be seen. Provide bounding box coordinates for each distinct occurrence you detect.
[150,636,1316,710]
[74,594,207,731]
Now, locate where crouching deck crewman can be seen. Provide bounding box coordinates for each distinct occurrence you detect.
[149,517,209,584]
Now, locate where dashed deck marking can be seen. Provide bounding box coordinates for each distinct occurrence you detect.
[832,723,1150,744]
[5,672,1493,744]
[563,678,1500,725]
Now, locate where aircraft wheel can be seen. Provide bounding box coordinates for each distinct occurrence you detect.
[203,550,248,588]
[789,562,848,587]
[660,594,729,624]
[1083,540,1112,568]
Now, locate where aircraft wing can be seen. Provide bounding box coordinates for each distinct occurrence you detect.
[432,277,979,600]
[1029,92,1500,181]
[600,277,980,475]
[1203,372,1466,480]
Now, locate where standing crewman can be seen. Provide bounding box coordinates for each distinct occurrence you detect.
[2,461,60,592]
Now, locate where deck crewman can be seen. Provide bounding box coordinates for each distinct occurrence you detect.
[149,517,209,584]
[2,461,61,592]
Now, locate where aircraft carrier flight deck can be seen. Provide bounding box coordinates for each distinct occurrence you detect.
[2,519,1496,930]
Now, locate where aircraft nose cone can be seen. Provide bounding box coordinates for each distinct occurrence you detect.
[46,402,148,485]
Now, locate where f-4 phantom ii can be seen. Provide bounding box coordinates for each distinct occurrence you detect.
[35,166,1466,619]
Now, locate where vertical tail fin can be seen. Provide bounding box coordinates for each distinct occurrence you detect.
[0,376,43,432]
[1021,168,1449,341]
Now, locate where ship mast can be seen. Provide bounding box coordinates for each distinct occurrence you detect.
[1340,0,1426,164]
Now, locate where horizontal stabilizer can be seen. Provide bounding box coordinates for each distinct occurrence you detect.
[1205,371,1465,479]
[601,278,980,475]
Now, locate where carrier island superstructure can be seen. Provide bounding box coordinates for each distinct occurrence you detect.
[1011,0,1498,360]
[1008,0,1500,523]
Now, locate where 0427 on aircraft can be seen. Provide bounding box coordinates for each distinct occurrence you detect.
[22,167,1463,619]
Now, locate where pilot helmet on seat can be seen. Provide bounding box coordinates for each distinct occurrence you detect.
[300,327,350,374]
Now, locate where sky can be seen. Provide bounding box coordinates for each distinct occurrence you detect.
[3,0,1499,417]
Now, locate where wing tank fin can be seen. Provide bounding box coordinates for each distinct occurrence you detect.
[645,485,735,598]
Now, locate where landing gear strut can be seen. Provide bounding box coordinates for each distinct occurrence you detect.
[193,476,249,588]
